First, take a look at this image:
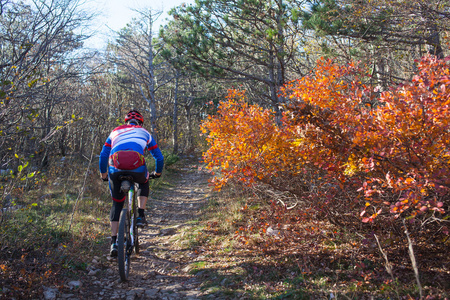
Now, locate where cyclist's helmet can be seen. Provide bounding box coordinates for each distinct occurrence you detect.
[125,110,144,125]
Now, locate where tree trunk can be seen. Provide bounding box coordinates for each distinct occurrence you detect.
[426,22,443,59]
[147,13,158,142]
[421,4,444,59]
[185,101,193,151]
[59,126,67,156]
[172,71,180,154]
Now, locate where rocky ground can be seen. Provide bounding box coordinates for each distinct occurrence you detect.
[48,161,217,300]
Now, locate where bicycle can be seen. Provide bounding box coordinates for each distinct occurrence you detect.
[117,175,139,281]
[103,172,160,281]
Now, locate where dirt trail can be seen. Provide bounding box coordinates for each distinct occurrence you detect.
[64,159,215,300]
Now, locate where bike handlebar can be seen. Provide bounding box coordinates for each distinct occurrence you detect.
[148,171,161,179]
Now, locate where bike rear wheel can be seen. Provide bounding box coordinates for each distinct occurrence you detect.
[117,208,131,281]
[133,209,140,255]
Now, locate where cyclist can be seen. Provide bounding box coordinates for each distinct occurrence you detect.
[99,109,164,257]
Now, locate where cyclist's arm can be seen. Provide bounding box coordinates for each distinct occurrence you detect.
[147,140,164,175]
[99,138,112,174]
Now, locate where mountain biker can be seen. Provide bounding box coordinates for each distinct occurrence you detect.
[99,109,164,257]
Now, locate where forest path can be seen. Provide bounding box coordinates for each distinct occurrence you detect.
[72,158,216,300]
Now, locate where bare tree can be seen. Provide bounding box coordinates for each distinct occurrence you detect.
[107,7,175,142]
[0,0,95,168]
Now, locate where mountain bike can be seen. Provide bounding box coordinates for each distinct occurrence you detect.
[117,175,139,281]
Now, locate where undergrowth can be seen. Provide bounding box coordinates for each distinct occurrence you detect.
[173,183,450,299]
[1,154,448,299]
[0,152,180,299]
[0,156,109,298]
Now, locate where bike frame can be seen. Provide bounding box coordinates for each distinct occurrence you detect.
[128,184,136,253]
[117,178,139,281]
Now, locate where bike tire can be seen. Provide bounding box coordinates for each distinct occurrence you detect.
[134,212,140,255]
[131,186,140,255]
[117,208,131,281]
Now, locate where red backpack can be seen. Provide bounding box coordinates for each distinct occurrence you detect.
[109,150,145,170]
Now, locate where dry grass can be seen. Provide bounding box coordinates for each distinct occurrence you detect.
[170,183,450,299]
[0,157,110,298]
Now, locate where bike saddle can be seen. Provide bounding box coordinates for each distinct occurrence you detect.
[118,175,134,192]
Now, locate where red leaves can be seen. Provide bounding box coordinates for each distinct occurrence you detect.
[201,55,449,224]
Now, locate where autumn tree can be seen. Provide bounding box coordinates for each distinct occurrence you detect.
[202,55,450,230]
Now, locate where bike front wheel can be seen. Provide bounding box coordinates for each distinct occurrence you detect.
[117,208,131,281]
[134,215,140,255]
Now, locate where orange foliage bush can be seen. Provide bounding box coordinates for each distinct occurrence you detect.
[201,56,450,227]
[201,90,291,188]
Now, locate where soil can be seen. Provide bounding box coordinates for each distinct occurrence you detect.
[55,159,216,300]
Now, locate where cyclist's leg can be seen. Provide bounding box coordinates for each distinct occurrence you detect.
[131,168,149,225]
[137,182,149,210]
[109,171,126,241]
[110,199,125,234]
[128,167,149,209]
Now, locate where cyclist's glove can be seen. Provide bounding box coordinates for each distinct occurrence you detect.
[149,171,161,179]
[102,177,109,182]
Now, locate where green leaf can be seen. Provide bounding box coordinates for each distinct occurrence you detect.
[28,78,39,88]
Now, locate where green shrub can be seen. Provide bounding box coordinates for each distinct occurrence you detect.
[162,150,180,167]
[146,149,179,170]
